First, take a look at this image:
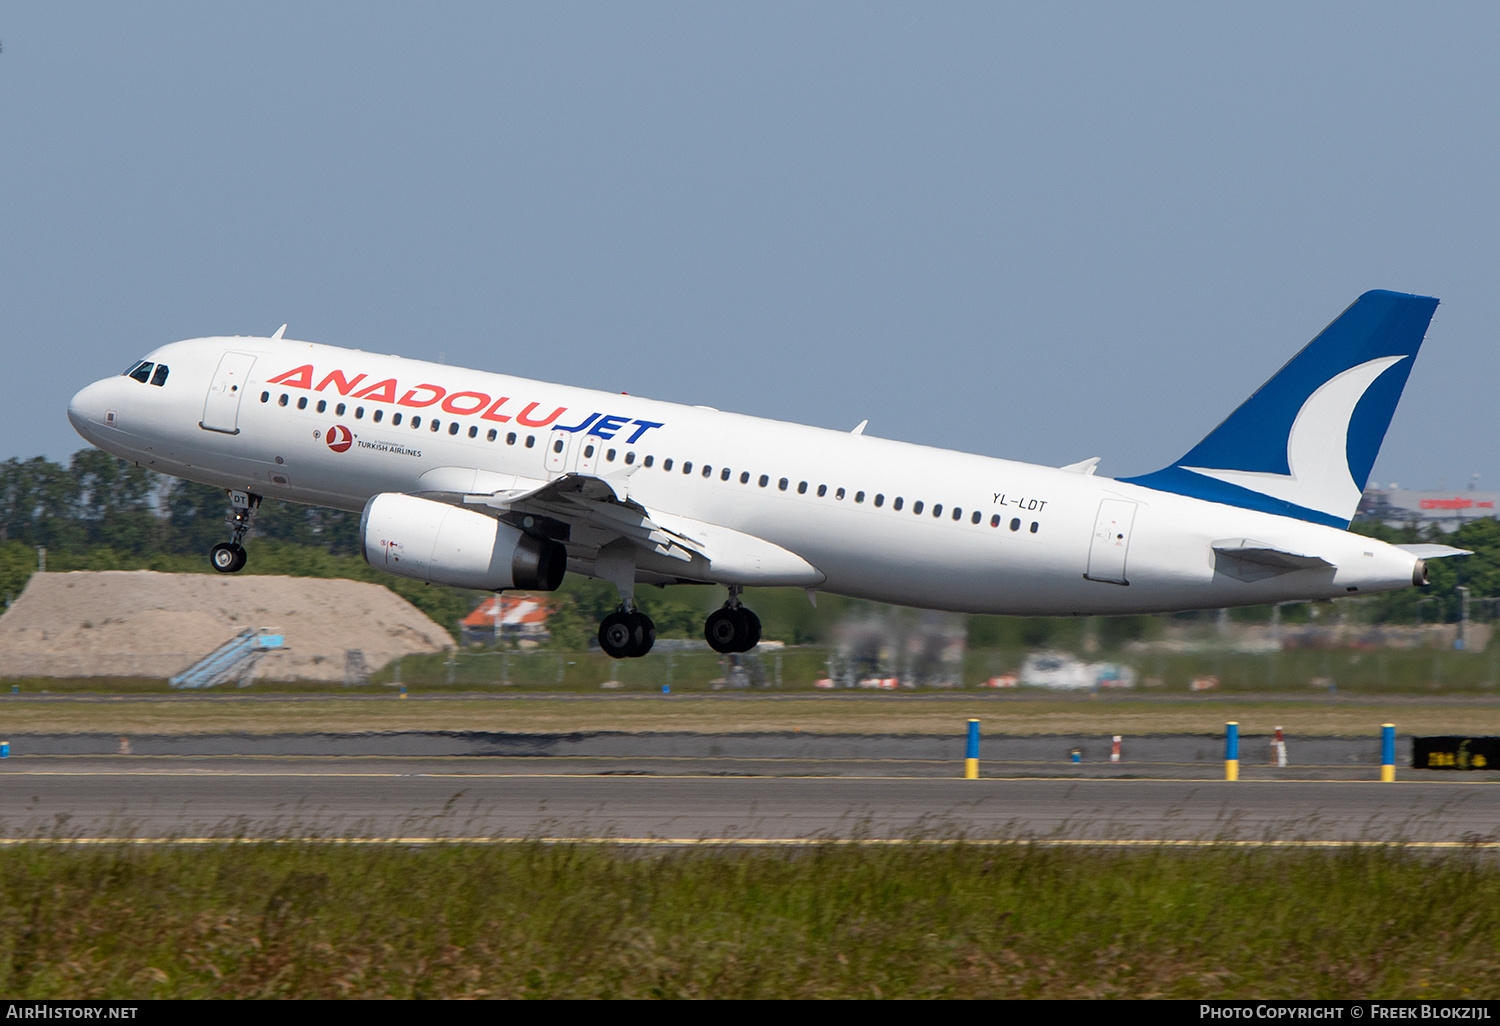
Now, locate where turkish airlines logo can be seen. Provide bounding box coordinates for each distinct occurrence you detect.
[326,424,353,453]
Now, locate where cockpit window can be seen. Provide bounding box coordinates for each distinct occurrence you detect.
[149,364,169,386]
[127,361,154,384]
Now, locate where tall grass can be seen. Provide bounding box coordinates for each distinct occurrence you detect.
[2,842,1496,998]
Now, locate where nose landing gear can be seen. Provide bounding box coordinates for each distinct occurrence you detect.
[210,491,260,574]
[705,588,761,654]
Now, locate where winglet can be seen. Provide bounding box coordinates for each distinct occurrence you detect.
[1121,291,1438,528]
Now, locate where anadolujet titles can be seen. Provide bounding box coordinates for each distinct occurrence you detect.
[68,290,1466,657]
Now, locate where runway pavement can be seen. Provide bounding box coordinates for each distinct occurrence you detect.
[2,756,1496,844]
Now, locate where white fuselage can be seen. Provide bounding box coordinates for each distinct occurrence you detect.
[67,336,1422,615]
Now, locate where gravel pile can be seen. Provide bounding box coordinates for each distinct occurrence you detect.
[0,571,454,681]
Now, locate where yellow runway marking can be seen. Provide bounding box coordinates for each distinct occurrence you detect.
[0,836,1495,849]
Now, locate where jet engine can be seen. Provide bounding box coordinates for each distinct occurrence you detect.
[360,492,566,591]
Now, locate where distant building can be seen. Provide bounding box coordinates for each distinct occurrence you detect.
[1358,484,1499,528]
[460,594,554,646]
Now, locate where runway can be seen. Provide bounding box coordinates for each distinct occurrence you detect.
[3,757,1497,844]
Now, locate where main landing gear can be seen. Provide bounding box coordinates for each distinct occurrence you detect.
[210,490,260,574]
[705,588,760,654]
[598,606,656,659]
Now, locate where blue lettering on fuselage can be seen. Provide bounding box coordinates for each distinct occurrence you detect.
[554,412,665,445]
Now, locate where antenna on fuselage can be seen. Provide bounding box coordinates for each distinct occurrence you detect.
[851,419,868,436]
[271,324,287,340]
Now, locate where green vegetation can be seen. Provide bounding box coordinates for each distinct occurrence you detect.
[1,842,1496,998]
[5,451,1500,652]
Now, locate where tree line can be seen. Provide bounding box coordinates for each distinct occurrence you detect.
[1,451,1496,645]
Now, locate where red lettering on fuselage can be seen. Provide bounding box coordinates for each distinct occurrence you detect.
[398,384,446,408]
[353,378,398,403]
[516,402,566,428]
[481,396,512,423]
[316,370,368,395]
[267,365,314,388]
[442,391,491,416]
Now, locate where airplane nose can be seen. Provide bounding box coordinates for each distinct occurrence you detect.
[68,379,115,441]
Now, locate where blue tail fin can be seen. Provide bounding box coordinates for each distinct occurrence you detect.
[1120,290,1438,528]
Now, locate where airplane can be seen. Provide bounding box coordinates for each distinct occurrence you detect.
[67,290,1468,658]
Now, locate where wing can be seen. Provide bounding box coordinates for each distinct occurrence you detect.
[412,465,824,588]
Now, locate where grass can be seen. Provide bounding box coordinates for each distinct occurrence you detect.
[1,841,1497,998]
[4,694,1500,736]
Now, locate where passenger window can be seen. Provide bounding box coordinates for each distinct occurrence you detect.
[644,456,655,468]
[553,439,564,453]
[990,515,1000,527]
[468,425,477,438]
[393,413,403,426]
[316,399,327,413]
[525,435,535,448]
[1030,522,1040,534]
[625,452,636,465]
[855,491,865,504]
[702,465,712,478]
[721,468,731,481]
[932,504,943,517]
[261,392,270,403]
[664,458,674,471]
[913,500,924,515]
[779,478,789,491]
[412,416,422,429]
[487,429,497,442]
[507,432,517,445]
[584,444,595,457]
[336,403,346,416]
[448,422,459,435]
[355,407,365,419]
[797,482,808,494]
[817,485,827,497]
[952,508,962,521]
[373,409,383,423]
[971,511,981,524]
[894,497,904,511]
[278,394,288,407]
[1010,518,1021,531]
[129,362,153,384]
[836,487,845,500]
[682,461,692,474]
[606,449,616,462]
[297,397,308,410]
[759,475,769,487]
[430,419,440,432]
[740,472,750,484]
[874,494,884,508]
[150,365,169,386]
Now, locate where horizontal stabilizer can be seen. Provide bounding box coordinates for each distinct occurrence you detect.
[1212,539,1334,570]
[1395,544,1473,560]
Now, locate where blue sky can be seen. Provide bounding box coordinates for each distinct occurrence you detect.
[3,3,1496,490]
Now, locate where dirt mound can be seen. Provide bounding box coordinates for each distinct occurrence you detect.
[0,571,454,681]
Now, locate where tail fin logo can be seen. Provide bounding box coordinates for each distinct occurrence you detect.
[1119,290,1438,528]
[1180,355,1405,521]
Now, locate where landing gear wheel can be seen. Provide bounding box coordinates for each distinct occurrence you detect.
[705,608,742,654]
[599,611,637,659]
[210,542,246,574]
[600,610,655,659]
[629,611,656,657]
[737,608,761,651]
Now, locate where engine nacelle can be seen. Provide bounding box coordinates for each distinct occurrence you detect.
[360,492,566,591]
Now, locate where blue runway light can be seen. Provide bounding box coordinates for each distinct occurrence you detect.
[1225,722,1240,781]
[964,719,979,779]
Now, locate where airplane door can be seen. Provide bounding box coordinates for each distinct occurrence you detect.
[545,429,573,476]
[1085,499,1137,585]
[200,352,257,434]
